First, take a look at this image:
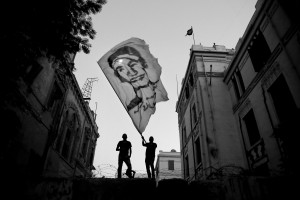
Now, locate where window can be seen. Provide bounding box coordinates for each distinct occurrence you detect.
[55,108,80,162]
[268,75,299,170]
[70,128,80,165]
[248,30,271,72]
[232,76,241,99]
[82,135,88,159]
[231,70,245,101]
[23,61,43,85]
[195,138,202,165]
[168,160,174,170]
[47,81,63,116]
[189,73,194,87]
[62,129,72,159]
[81,128,91,161]
[268,75,297,124]
[243,109,260,146]
[236,70,245,93]
[55,111,69,152]
[191,104,197,127]
[182,126,187,145]
[277,0,300,25]
[184,155,189,177]
[185,84,190,99]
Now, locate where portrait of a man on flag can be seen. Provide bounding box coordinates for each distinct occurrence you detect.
[98,37,168,134]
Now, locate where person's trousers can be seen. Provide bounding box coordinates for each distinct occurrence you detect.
[118,156,132,178]
[145,158,155,178]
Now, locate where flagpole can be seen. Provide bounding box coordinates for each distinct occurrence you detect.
[192,32,195,45]
[192,26,195,45]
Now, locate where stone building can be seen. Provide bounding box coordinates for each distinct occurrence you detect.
[224,0,300,176]
[155,150,182,182]
[175,44,243,182]
[176,0,300,182]
[1,53,99,195]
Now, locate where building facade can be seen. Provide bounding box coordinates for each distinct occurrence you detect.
[224,0,300,176]
[155,149,182,182]
[43,66,99,178]
[176,0,300,182]
[1,54,99,194]
[176,44,245,182]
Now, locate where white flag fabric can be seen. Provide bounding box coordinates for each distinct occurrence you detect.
[97,37,169,134]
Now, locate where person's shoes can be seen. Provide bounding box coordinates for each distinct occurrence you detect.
[125,169,135,178]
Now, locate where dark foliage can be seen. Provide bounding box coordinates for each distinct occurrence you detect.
[0,0,107,127]
[1,0,106,73]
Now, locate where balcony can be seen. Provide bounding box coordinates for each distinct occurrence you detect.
[247,138,268,169]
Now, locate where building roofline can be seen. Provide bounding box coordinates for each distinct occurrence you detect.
[176,45,233,111]
[223,0,268,82]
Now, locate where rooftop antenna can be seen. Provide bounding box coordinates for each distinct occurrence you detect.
[81,77,98,103]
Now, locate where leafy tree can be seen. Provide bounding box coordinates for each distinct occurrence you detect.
[0,0,107,121]
[1,0,106,74]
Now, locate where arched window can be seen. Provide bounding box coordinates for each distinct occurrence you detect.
[55,106,80,162]
[81,127,91,162]
[55,110,69,151]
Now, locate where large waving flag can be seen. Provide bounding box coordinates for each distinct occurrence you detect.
[97,37,169,134]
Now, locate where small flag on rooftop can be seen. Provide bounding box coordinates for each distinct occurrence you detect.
[185,26,195,45]
[186,27,193,36]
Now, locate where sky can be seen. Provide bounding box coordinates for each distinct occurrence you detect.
[74,0,257,178]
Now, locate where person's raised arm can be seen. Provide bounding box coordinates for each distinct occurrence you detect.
[116,142,120,151]
[142,136,146,146]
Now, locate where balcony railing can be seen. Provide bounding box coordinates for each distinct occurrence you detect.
[247,138,268,169]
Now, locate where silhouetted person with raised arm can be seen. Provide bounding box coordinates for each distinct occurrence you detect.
[142,136,157,179]
[116,133,132,178]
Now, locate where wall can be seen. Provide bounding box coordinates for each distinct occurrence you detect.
[25,175,296,200]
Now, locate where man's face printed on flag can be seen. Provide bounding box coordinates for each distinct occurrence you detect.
[108,46,156,113]
[99,38,169,133]
[112,54,149,88]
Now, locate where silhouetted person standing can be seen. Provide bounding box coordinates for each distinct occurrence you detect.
[142,136,157,179]
[116,133,132,178]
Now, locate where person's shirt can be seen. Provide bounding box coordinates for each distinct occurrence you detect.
[143,142,157,159]
[117,140,132,158]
